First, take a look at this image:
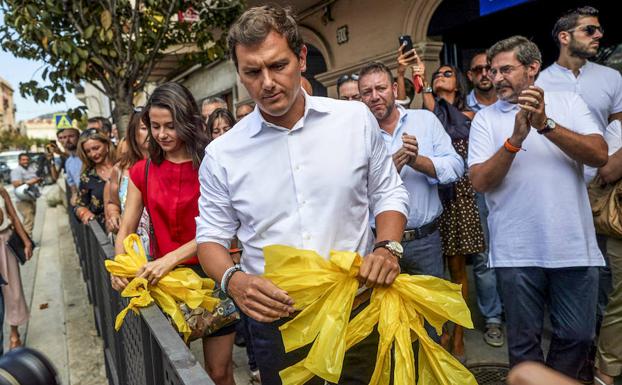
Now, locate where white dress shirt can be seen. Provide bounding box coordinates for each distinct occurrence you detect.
[376,106,464,229]
[468,92,604,269]
[196,93,410,275]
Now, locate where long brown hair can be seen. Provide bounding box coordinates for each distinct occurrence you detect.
[141,83,209,169]
[118,110,147,170]
[77,130,116,173]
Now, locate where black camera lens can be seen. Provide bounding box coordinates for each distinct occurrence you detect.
[0,348,60,385]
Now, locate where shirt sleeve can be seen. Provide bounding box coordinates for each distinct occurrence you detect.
[611,71,622,115]
[195,146,239,248]
[10,168,22,183]
[468,111,496,167]
[365,108,410,218]
[569,93,602,136]
[426,114,465,185]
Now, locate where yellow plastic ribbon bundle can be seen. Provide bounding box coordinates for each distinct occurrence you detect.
[263,245,476,385]
[104,234,218,341]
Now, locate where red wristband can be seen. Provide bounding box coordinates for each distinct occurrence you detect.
[504,138,521,153]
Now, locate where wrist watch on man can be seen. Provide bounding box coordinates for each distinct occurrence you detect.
[537,117,556,135]
[373,240,403,259]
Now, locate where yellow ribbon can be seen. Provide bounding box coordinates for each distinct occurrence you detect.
[104,234,219,341]
[263,245,477,385]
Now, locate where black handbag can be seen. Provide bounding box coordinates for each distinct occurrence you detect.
[6,230,33,265]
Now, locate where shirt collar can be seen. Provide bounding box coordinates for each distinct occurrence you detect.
[248,89,330,137]
[552,60,591,76]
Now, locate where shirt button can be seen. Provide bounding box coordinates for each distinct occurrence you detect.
[303,232,311,240]
[295,165,301,171]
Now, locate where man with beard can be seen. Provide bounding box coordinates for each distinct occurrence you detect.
[467,52,497,112]
[196,6,409,384]
[56,128,82,205]
[358,61,463,280]
[537,9,622,384]
[468,35,607,379]
[466,51,505,348]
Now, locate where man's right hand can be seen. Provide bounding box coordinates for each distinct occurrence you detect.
[392,148,410,173]
[27,177,42,185]
[227,272,295,322]
[511,108,531,147]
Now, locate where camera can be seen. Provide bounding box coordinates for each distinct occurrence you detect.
[0,347,60,385]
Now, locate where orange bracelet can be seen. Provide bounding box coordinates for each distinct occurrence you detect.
[503,138,521,153]
[229,248,242,254]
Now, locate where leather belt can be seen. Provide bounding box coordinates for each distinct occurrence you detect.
[402,219,439,242]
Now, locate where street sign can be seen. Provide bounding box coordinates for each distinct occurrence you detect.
[53,113,73,129]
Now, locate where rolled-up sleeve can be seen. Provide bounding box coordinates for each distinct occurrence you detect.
[365,109,410,218]
[468,113,495,168]
[427,116,464,185]
[195,146,239,248]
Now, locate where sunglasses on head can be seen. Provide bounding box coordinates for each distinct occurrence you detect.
[337,73,359,87]
[80,128,99,138]
[432,70,454,79]
[469,65,490,75]
[568,24,604,37]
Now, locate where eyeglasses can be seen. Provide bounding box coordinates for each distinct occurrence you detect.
[432,70,454,80]
[337,73,359,87]
[80,128,99,138]
[568,24,604,37]
[488,64,525,78]
[469,65,490,75]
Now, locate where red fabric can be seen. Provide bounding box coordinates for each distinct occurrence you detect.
[129,159,200,265]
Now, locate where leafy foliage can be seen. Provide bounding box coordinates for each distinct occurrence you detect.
[0,0,244,133]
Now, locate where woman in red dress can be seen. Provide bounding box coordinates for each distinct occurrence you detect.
[109,83,236,385]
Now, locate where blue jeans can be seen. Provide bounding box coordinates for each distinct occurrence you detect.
[496,266,598,379]
[473,192,503,324]
[247,302,380,385]
[400,228,443,278]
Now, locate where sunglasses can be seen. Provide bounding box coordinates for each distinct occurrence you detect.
[568,24,604,37]
[469,65,490,75]
[432,70,454,79]
[337,73,359,87]
[80,128,99,138]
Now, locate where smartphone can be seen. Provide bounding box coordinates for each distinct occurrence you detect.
[399,35,423,93]
[398,35,414,54]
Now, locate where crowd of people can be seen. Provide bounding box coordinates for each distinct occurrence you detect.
[17,3,618,385]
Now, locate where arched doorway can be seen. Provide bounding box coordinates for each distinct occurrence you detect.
[304,44,328,97]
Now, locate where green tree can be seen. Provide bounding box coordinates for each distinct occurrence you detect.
[0,0,244,136]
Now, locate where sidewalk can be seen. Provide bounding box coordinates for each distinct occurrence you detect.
[3,186,107,385]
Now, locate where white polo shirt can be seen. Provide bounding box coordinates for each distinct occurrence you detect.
[537,62,622,183]
[468,92,604,268]
[604,119,622,155]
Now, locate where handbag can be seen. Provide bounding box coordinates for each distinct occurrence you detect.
[7,230,33,265]
[143,160,240,341]
[588,176,622,238]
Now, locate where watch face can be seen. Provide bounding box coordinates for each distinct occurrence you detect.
[546,118,556,129]
[388,241,403,254]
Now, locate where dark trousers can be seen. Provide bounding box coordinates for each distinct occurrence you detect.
[496,266,598,379]
[247,302,380,385]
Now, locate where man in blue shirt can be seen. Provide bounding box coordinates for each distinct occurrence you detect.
[359,61,464,278]
[56,128,82,205]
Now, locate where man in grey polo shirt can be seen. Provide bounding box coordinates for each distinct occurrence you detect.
[10,153,41,235]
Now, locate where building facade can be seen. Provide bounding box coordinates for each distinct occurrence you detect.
[0,76,16,131]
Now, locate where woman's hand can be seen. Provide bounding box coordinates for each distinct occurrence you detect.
[110,274,130,292]
[79,209,95,224]
[24,242,33,261]
[137,256,177,286]
[106,210,121,234]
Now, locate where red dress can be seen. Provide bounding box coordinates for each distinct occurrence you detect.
[129,159,200,265]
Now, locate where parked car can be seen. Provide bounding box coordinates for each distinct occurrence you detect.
[0,161,10,184]
[0,150,22,172]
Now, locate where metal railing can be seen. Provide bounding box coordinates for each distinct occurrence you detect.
[65,190,212,385]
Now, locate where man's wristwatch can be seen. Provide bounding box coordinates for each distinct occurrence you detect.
[373,240,403,259]
[537,118,556,135]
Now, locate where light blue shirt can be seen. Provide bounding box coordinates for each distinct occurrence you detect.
[467,90,486,113]
[196,93,410,275]
[378,106,464,229]
[64,154,82,187]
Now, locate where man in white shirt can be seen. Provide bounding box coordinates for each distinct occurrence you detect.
[11,153,41,235]
[195,6,409,385]
[358,61,463,279]
[468,35,608,379]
